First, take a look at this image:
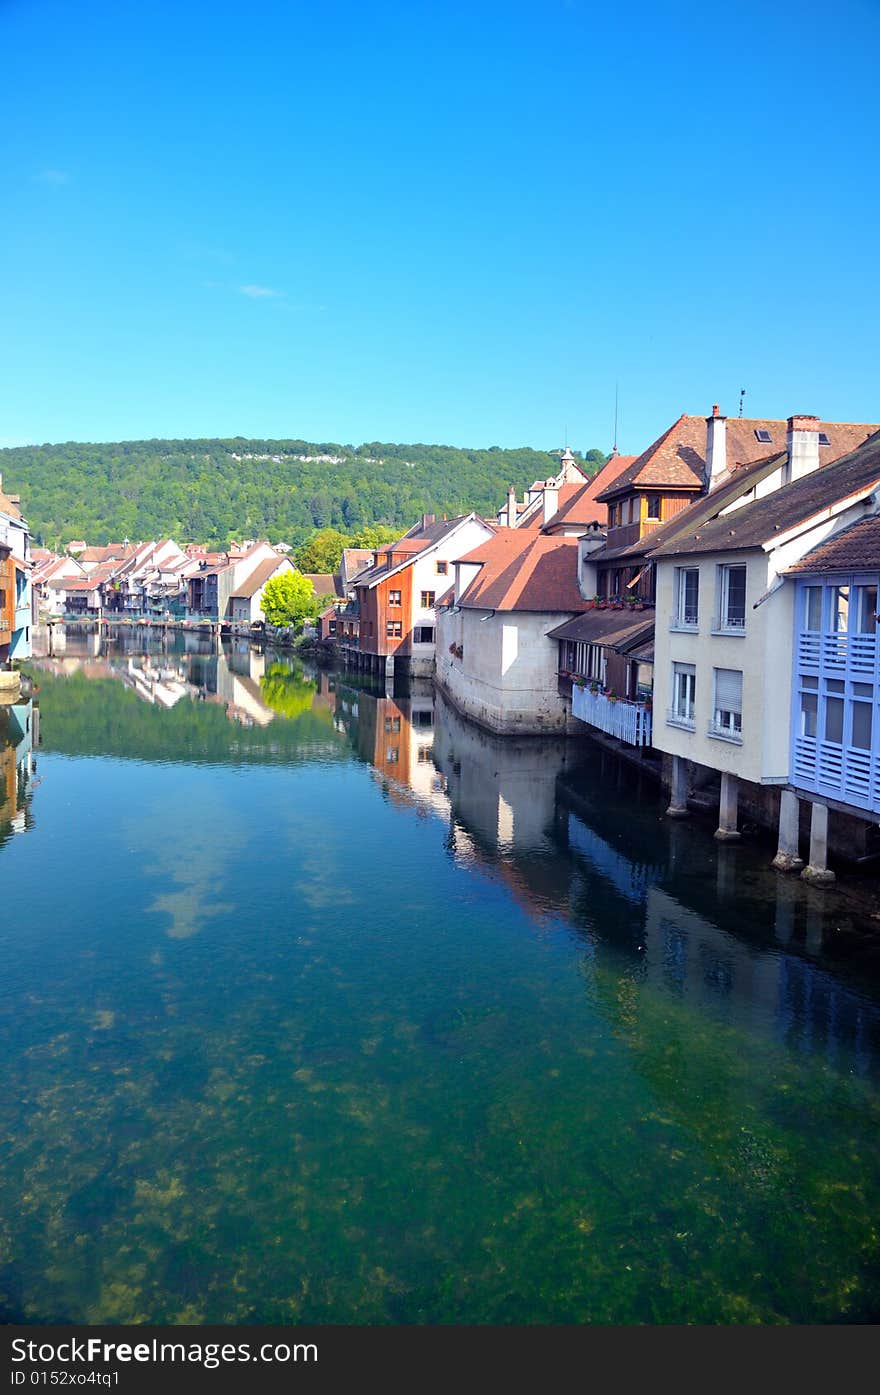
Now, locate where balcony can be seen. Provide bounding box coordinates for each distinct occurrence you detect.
[571,683,653,747]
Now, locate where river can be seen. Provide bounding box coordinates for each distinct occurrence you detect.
[1,626,879,1323]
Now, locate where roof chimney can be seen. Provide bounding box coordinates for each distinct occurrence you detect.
[786,415,821,484]
[421,513,435,530]
[506,485,517,528]
[542,480,560,527]
[705,405,727,492]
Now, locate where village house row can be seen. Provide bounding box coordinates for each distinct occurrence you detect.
[6,403,880,880]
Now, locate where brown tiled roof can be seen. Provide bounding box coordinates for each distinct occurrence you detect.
[0,487,22,519]
[547,610,655,649]
[230,557,290,599]
[541,456,638,531]
[597,451,787,563]
[652,433,880,559]
[785,516,880,575]
[457,532,586,612]
[301,572,343,597]
[595,415,880,502]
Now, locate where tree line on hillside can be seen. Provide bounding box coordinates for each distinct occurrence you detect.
[0,437,608,549]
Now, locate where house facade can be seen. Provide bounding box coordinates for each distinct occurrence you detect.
[651,425,880,880]
[0,476,33,668]
[351,514,495,678]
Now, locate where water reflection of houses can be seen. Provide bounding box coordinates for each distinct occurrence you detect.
[335,679,451,820]
[0,699,36,842]
[30,628,293,729]
[427,691,880,1073]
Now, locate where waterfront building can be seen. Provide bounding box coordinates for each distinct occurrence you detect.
[435,456,638,735]
[348,514,495,678]
[564,409,880,750]
[781,513,880,871]
[187,541,290,623]
[0,475,33,667]
[651,424,880,878]
[0,698,36,843]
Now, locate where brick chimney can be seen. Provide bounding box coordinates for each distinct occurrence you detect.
[542,480,560,527]
[786,415,821,483]
[421,513,436,530]
[506,485,517,528]
[705,404,727,491]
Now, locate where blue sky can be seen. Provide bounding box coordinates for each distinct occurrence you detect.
[3,0,879,454]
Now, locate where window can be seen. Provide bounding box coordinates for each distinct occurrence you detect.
[414,625,435,644]
[386,620,402,638]
[804,586,823,631]
[754,428,772,445]
[647,494,661,520]
[818,432,831,447]
[417,746,433,763]
[800,690,818,737]
[711,668,742,739]
[674,567,699,628]
[628,498,636,523]
[831,585,849,633]
[328,620,337,635]
[420,591,436,609]
[385,747,399,764]
[436,561,448,575]
[671,663,696,726]
[856,585,877,633]
[717,564,747,630]
[384,716,401,733]
[388,589,401,606]
[852,699,873,750]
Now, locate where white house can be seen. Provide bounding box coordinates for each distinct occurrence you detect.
[651,420,880,878]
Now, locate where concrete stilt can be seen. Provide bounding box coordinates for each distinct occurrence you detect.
[666,755,689,818]
[714,771,740,841]
[801,802,835,885]
[772,788,803,871]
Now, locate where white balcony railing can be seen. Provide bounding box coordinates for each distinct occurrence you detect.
[571,684,653,747]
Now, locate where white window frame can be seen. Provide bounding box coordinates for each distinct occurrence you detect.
[715,563,747,633]
[709,667,743,743]
[668,662,696,729]
[672,566,699,630]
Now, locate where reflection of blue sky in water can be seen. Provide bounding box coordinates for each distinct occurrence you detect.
[2,649,880,1323]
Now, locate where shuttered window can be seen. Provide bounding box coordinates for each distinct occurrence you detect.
[713,668,742,736]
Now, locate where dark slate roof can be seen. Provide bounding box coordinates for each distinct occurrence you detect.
[547,610,655,650]
[596,452,786,563]
[651,432,880,559]
[785,515,880,575]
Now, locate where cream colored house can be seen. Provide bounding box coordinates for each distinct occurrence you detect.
[652,422,880,876]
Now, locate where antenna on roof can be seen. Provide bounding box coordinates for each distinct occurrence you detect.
[739,388,746,418]
[612,382,619,457]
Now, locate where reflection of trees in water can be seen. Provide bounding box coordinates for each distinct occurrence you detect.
[258,662,317,720]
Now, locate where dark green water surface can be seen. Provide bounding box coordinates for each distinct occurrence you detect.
[3,628,880,1324]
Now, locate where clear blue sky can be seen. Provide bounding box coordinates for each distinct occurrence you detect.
[3,0,879,454]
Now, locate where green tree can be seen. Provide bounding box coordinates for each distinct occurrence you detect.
[261,571,316,628]
[294,527,349,573]
[349,524,399,550]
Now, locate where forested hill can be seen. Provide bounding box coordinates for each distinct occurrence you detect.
[0,438,608,548]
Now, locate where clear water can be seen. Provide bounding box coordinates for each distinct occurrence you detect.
[2,626,880,1324]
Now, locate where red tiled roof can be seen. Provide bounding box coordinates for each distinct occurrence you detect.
[542,456,639,530]
[785,515,880,575]
[596,415,880,502]
[652,432,880,559]
[457,532,587,612]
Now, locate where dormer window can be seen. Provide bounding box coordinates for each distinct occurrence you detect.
[754,429,772,445]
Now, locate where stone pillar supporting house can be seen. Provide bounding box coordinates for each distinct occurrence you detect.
[666,755,689,817]
[714,772,740,841]
[772,789,804,872]
[802,802,835,886]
